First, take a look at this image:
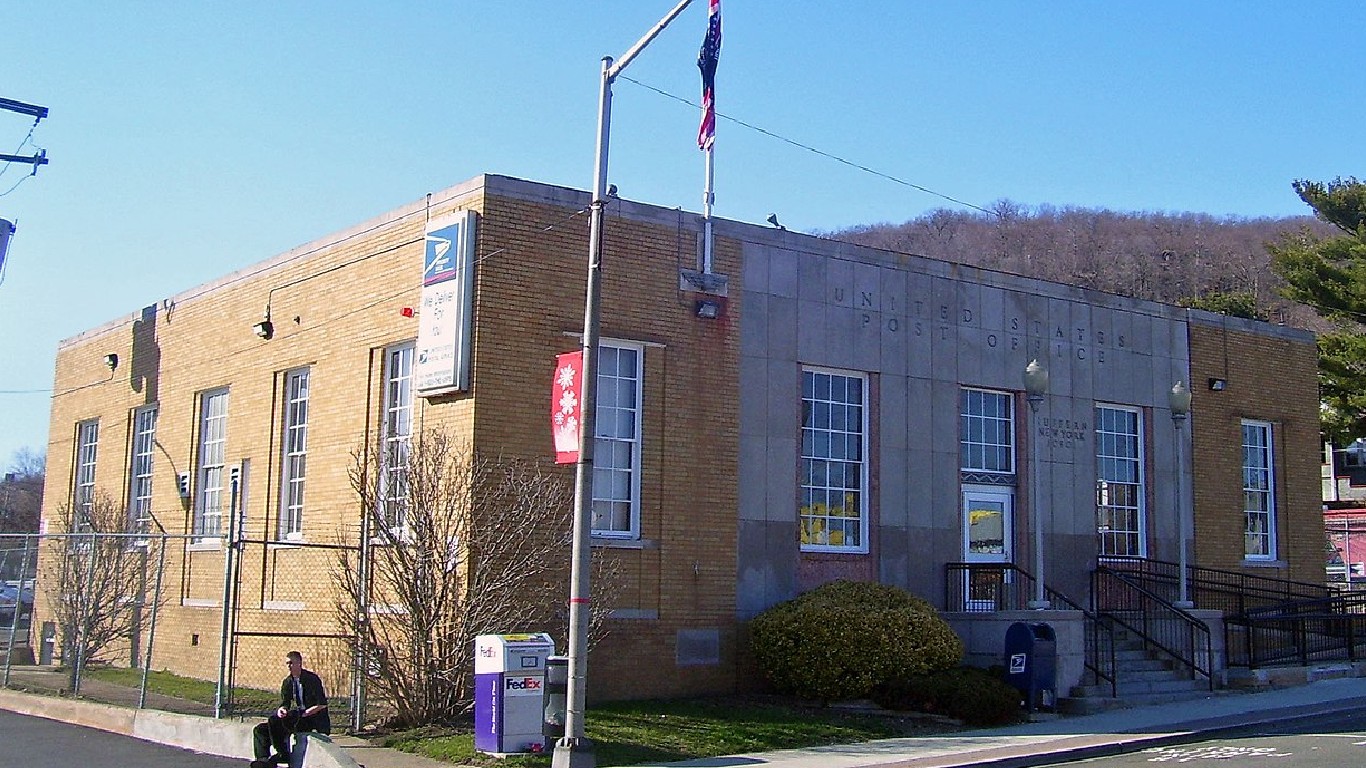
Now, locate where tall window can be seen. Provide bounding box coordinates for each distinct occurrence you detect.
[960,388,1014,474]
[382,344,414,532]
[591,343,643,538]
[129,407,157,535]
[1243,420,1277,560]
[195,389,229,539]
[800,368,867,552]
[279,369,310,540]
[74,420,99,527]
[1095,405,1145,556]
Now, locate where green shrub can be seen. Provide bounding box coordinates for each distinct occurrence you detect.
[873,666,1023,726]
[749,580,963,703]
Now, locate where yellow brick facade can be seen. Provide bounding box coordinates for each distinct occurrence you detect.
[1187,316,1323,585]
[38,176,740,700]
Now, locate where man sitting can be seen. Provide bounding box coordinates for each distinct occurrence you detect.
[250,650,330,768]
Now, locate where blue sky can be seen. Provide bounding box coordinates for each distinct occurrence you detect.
[2,1,1363,468]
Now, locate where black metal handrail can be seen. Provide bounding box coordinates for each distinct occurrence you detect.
[1094,565,1214,690]
[945,562,1116,696]
[1097,556,1330,615]
[1226,589,1366,668]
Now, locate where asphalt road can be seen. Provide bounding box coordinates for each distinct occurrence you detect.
[1052,709,1366,767]
[0,708,243,768]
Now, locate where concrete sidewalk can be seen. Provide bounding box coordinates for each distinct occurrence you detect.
[635,676,1366,768]
[5,669,1366,768]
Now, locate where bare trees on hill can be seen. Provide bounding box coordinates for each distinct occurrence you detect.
[832,204,1333,329]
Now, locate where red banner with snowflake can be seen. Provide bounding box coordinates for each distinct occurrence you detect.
[551,351,584,464]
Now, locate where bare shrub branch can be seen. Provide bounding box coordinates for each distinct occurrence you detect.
[42,490,164,691]
[334,428,617,727]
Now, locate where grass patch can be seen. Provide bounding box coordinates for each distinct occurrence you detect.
[381,695,963,767]
[83,666,276,711]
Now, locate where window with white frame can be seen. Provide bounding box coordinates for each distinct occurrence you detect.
[381,344,414,532]
[194,389,229,540]
[129,407,157,535]
[960,388,1014,474]
[591,343,643,538]
[1243,419,1277,560]
[800,368,868,552]
[74,420,99,528]
[279,369,310,540]
[1095,405,1145,557]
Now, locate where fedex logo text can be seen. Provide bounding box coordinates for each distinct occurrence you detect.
[504,676,544,696]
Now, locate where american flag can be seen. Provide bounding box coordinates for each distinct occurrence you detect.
[696,0,721,150]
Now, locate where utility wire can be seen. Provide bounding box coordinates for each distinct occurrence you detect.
[618,75,997,218]
[0,120,38,182]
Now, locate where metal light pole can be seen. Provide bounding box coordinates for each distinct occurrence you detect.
[556,4,695,767]
[1169,381,1194,609]
[1023,359,1051,610]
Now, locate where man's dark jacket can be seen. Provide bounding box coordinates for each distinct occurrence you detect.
[279,668,330,734]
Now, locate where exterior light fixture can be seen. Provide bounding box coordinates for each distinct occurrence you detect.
[252,318,274,339]
[103,353,119,370]
[1169,381,1194,609]
[694,298,722,319]
[1207,377,1226,391]
[1022,358,1050,610]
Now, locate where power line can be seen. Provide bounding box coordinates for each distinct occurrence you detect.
[618,75,997,218]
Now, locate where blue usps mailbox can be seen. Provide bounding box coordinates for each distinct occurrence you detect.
[1004,622,1056,712]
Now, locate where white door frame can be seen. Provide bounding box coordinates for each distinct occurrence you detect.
[961,485,1015,610]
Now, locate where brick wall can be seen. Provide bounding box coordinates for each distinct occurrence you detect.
[37,177,742,700]
[1187,317,1322,586]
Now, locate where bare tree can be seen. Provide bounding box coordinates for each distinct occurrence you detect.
[334,428,617,728]
[42,491,164,692]
[1,448,44,534]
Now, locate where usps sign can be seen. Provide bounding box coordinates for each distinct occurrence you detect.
[415,210,477,396]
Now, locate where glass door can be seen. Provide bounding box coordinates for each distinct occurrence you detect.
[961,487,1014,611]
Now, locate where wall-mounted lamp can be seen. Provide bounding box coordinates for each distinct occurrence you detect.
[103,353,119,371]
[694,298,722,319]
[253,318,274,340]
[1207,377,1226,391]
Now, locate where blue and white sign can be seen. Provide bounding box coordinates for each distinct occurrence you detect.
[424,220,463,286]
[415,210,477,396]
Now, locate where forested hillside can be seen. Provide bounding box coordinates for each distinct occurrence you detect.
[827,204,1336,330]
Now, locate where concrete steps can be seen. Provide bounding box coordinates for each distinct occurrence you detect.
[1060,624,1212,714]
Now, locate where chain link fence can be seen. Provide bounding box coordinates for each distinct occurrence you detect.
[0,531,364,727]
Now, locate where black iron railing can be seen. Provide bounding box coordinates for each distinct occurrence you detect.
[945,562,1116,696]
[1093,564,1214,690]
[1097,556,1330,615]
[1226,590,1366,668]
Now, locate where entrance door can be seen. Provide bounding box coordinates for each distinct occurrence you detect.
[961,487,1014,611]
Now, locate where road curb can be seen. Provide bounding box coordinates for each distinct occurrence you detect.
[0,687,360,768]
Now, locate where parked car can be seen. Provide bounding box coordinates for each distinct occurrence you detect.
[0,583,34,628]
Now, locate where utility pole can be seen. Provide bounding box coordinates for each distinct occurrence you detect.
[554,4,695,767]
[0,97,50,172]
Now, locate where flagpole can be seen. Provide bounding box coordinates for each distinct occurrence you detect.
[556,5,694,767]
[703,146,714,273]
[697,0,720,274]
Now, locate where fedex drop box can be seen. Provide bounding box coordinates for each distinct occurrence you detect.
[474,633,555,754]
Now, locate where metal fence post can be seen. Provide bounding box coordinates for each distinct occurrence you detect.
[3,534,34,687]
[138,535,169,709]
[351,513,371,732]
[72,530,98,695]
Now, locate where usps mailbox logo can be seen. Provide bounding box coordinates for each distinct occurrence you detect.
[505,676,544,697]
[1009,653,1027,674]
